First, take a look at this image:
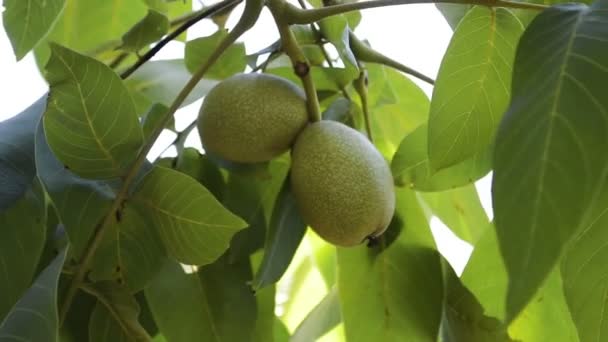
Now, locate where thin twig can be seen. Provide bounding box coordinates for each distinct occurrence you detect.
[283,0,548,24]
[120,0,243,79]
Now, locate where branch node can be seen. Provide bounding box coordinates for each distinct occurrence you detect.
[294,61,310,77]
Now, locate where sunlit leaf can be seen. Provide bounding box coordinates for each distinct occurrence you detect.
[428,6,523,170]
[121,10,169,53]
[185,30,247,78]
[131,166,247,265]
[419,184,489,243]
[391,124,491,191]
[2,0,65,60]
[492,1,608,320]
[43,44,143,179]
[338,188,443,341]
[292,286,341,342]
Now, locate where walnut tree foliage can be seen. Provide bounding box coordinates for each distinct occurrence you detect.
[0,0,607,340]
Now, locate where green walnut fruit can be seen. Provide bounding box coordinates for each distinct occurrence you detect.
[290,120,395,247]
[198,73,309,163]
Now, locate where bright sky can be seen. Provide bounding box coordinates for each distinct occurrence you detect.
[0,2,490,274]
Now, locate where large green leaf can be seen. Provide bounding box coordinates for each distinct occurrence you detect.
[125,59,217,109]
[562,182,608,341]
[391,124,492,191]
[185,31,247,78]
[34,0,147,66]
[292,286,341,342]
[492,1,608,320]
[174,148,225,200]
[146,258,257,342]
[35,121,114,260]
[0,250,67,341]
[252,181,307,290]
[2,0,65,60]
[419,185,489,243]
[121,9,169,53]
[223,157,289,261]
[0,97,45,210]
[461,224,579,341]
[441,262,513,342]
[43,44,143,179]
[131,166,247,265]
[85,282,151,341]
[337,188,443,341]
[435,4,473,30]
[87,204,166,292]
[428,6,523,170]
[366,65,430,158]
[0,191,46,320]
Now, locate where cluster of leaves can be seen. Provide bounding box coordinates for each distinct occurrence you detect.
[0,0,607,340]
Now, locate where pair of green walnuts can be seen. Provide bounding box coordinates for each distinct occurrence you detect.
[197,73,395,247]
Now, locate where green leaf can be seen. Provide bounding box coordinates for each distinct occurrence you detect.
[441,262,513,342]
[185,30,247,78]
[43,44,143,179]
[142,103,171,140]
[125,59,217,109]
[337,188,443,341]
[35,122,114,259]
[0,250,67,341]
[224,157,289,261]
[175,148,225,200]
[366,65,430,158]
[88,204,166,292]
[252,181,307,290]
[428,6,524,170]
[34,0,147,66]
[121,10,169,53]
[2,0,65,60]
[562,183,608,341]
[435,4,473,30]
[131,166,247,265]
[461,224,579,341]
[318,16,359,78]
[0,191,46,320]
[86,282,151,341]
[251,278,276,342]
[419,185,489,243]
[391,124,492,191]
[146,258,257,342]
[60,291,96,342]
[0,96,45,210]
[292,286,341,342]
[322,97,363,130]
[492,1,608,320]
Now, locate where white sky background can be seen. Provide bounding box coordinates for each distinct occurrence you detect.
[0,2,493,274]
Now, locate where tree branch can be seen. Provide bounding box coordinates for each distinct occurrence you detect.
[283,0,548,24]
[120,0,243,79]
[58,0,264,325]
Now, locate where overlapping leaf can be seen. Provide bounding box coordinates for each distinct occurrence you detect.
[131,166,247,265]
[86,282,151,341]
[0,96,45,210]
[252,181,307,290]
[0,250,67,342]
[2,0,65,60]
[0,191,46,320]
[185,31,247,79]
[428,6,524,170]
[146,258,257,342]
[391,124,492,191]
[126,59,218,110]
[34,0,148,66]
[292,286,341,342]
[338,188,443,341]
[121,10,169,53]
[43,44,143,179]
[492,1,608,320]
